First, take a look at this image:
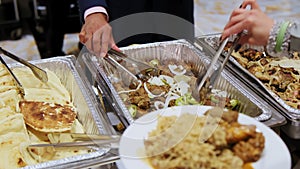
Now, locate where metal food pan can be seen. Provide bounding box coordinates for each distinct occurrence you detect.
[6,56,116,169]
[195,34,299,121]
[195,34,300,139]
[79,40,286,128]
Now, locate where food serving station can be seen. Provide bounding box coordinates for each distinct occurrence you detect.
[0,37,296,169]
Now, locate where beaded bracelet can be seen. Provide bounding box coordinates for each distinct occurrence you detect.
[266,21,292,57]
[275,21,290,52]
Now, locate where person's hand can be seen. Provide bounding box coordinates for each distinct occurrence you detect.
[221,0,275,46]
[79,13,118,57]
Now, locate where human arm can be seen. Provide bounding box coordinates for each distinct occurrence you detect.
[221,0,274,46]
[78,0,118,57]
[221,0,299,57]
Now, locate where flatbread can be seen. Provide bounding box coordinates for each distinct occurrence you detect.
[0,89,21,111]
[0,74,15,86]
[0,133,31,169]
[0,107,16,121]
[0,114,28,136]
[12,68,71,105]
[19,101,77,132]
[0,114,31,169]
[24,88,71,105]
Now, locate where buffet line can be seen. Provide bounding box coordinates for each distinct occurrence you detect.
[0,36,296,169]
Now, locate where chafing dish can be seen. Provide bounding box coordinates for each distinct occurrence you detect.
[195,34,300,138]
[78,39,286,129]
[4,56,118,169]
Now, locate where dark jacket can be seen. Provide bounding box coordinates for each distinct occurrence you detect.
[78,0,194,46]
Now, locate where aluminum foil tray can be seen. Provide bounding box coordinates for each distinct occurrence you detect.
[6,56,115,169]
[79,40,286,128]
[195,34,300,122]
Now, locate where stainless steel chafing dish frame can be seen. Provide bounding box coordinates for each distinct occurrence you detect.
[4,55,119,169]
[78,39,286,129]
[195,34,300,138]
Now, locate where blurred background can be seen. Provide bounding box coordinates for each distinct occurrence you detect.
[0,0,299,62]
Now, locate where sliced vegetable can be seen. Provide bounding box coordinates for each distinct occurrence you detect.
[118,80,142,94]
[174,74,191,83]
[147,75,174,86]
[148,76,165,86]
[210,95,219,104]
[128,104,137,117]
[160,75,174,85]
[149,59,159,67]
[164,95,180,108]
[176,81,190,96]
[229,99,240,110]
[175,93,199,106]
[154,101,165,110]
[168,64,186,75]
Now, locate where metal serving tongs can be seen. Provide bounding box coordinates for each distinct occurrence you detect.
[197,32,244,101]
[0,47,48,83]
[28,133,120,148]
[0,55,25,96]
[106,48,160,82]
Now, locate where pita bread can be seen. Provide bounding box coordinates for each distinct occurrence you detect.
[0,114,31,169]
[0,107,16,120]
[0,74,15,86]
[0,64,10,77]
[0,133,31,169]
[0,114,28,136]
[0,89,21,111]
[12,68,71,105]
[24,88,71,105]
[19,101,77,132]
[0,85,17,93]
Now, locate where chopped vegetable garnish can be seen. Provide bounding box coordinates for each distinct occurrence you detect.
[149,59,159,67]
[168,64,186,75]
[230,99,240,110]
[128,104,137,117]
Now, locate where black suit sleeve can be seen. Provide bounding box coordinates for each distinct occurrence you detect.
[78,0,108,22]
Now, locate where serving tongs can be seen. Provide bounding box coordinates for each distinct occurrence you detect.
[197,32,244,101]
[105,48,160,82]
[0,55,25,96]
[28,133,120,148]
[0,47,48,83]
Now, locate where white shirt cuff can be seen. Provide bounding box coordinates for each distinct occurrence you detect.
[84,6,109,21]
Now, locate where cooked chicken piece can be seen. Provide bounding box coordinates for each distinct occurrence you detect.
[233,132,265,163]
[205,109,238,124]
[221,110,239,124]
[225,123,256,144]
[129,95,148,104]
[137,99,151,109]
[147,83,170,94]
[259,58,269,66]
[248,65,263,75]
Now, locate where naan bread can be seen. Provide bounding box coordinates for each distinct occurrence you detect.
[0,114,32,169]
[0,133,31,169]
[0,85,17,93]
[0,74,15,86]
[12,68,71,105]
[24,88,71,105]
[19,101,77,132]
[0,107,16,120]
[0,114,28,136]
[0,89,20,110]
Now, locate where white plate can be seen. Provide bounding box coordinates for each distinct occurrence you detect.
[119,105,291,169]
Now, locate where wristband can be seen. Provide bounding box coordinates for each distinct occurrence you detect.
[275,21,290,52]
